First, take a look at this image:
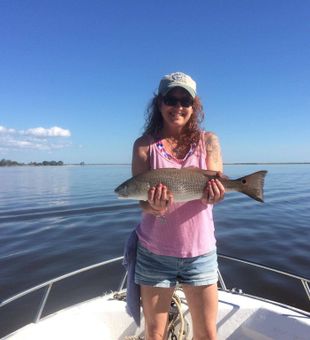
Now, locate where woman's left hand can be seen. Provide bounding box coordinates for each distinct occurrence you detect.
[201,175,225,205]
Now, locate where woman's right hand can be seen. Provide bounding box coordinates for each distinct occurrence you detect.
[147,183,173,216]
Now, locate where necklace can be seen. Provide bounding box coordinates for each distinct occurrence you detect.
[164,137,188,158]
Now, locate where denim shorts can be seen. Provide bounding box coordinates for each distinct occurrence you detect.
[135,243,218,288]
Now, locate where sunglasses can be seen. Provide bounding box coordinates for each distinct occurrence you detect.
[162,95,194,108]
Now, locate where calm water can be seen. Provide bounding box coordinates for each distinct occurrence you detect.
[0,164,309,311]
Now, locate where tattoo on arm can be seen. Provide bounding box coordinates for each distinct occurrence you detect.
[206,133,223,170]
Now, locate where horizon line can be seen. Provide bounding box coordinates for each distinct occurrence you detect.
[2,161,310,167]
[67,162,310,165]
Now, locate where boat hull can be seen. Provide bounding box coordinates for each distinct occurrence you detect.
[4,289,310,340]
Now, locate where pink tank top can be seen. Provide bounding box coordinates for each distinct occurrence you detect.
[136,133,216,258]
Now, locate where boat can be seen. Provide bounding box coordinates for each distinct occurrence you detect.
[0,254,309,339]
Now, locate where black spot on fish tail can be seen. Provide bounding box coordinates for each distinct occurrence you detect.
[236,170,268,203]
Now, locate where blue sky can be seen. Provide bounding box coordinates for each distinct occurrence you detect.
[1,0,309,164]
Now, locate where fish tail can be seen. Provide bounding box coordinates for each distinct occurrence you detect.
[235,170,268,202]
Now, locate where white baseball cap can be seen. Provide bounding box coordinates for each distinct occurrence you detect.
[158,72,197,98]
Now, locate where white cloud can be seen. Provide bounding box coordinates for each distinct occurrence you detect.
[0,125,72,152]
[0,126,16,134]
[25,126,71,137]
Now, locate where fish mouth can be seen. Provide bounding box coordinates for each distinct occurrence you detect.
[114,186,128,198]
[115,192,129,199]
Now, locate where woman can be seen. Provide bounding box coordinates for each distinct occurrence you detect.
[132,72,225,340]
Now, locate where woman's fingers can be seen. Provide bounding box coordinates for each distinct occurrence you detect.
[155,183,162,200]
[148,186,156,203]
[148,184,171,214]
[167,190,174,206]
[208,180,215,200]
[215,179,225,200]
[150,179,225,209]
[202,179,225,205]
[154,183,164,206]
[210,179,225,202]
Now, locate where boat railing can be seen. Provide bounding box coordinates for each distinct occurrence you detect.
[0,256,124,322]
[217,254,310,302]
[0,254,309,338]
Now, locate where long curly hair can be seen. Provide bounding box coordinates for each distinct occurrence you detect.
[143,94,205,146]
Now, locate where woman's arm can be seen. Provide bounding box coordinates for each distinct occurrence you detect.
[202,132,225,205]
[132,136,171,216]
[205,131,223,172]
[131,136,150,177]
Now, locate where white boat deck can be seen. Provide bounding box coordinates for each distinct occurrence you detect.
[4,289,310,340]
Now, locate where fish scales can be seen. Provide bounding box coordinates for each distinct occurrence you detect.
[115,168,267,203]
[137,168,208,201]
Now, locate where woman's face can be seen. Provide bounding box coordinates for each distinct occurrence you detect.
[159,87,194,131]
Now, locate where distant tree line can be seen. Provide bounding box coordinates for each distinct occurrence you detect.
[0,159,64,166]
[0,159,21,166]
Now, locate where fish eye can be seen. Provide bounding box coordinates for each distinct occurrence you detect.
[242,179,247,184]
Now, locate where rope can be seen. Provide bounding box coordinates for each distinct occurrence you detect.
[115,289,188,339]
[167,291,186,339]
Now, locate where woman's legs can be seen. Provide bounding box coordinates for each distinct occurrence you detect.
[182,283,218,340]
[140,284,175,340]
[135,243,218,339]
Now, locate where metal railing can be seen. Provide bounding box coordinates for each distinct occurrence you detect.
[217,254,310,303]
[0,254,309,334]
[0,256,123,323]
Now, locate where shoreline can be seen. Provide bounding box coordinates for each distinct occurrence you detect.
[1,162,310,167]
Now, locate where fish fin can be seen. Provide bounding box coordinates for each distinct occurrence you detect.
[185,168,223,179]
[202,169,220,177]
[182,167,218,179]
[235,171,268,203]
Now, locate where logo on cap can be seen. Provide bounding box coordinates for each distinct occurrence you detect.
[171,72,186,82]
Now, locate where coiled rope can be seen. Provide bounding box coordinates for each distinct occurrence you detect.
[122,290,188,340]
[167,291,186,339]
